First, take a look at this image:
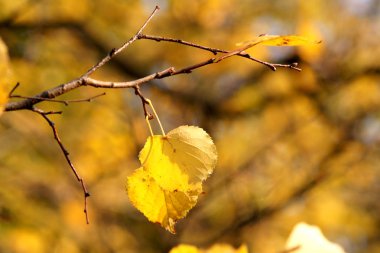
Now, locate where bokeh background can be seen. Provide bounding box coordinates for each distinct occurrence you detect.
[1,0,380,252]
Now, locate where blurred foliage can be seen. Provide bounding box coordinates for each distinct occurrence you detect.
[285,222,346,253]
[0,37,11,116]
[1,0,380,253]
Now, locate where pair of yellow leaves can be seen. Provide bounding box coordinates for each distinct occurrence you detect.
[127,125,217,233]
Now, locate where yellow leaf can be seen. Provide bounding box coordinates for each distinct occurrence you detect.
[127,168,202,233]
[206,244,249,253]
[285,222,346,253]
[236,35,321,49]
[169,244,200,253]
[127,125,217,233]
[297,21,324,61]
[169,244,248,253]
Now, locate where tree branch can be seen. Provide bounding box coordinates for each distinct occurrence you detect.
[4,6,160,112]
[82,6,160,78]
[31,107,90,224]
[3,6,162,224]
[10,92,106,106]
[138,34,302,71]
[5,16,302,112]
[82,67,174,89]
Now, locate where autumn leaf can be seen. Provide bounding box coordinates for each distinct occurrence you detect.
[236,35,321,49]
[127,125,217,233]
[169,243,248,253]
[217,34,321,62]
[170,244,199,253]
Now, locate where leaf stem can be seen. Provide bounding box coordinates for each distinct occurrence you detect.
[147,99,166,136]
[145,115,154,137]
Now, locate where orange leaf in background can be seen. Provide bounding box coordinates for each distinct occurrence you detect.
[219,34,321,61]
[236,34,321,49]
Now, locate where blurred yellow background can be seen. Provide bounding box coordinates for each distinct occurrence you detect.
[1,0,380,252]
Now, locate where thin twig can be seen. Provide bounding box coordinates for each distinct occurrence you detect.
[8,82,20,97]
[72,92,106,102]
[138,34,302,72]
[138,34,220,55]
[82,6,160,78]
[31,107,90,224]
[169,58,217,76]
[10,92,106,106]
[41,110,63,115]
